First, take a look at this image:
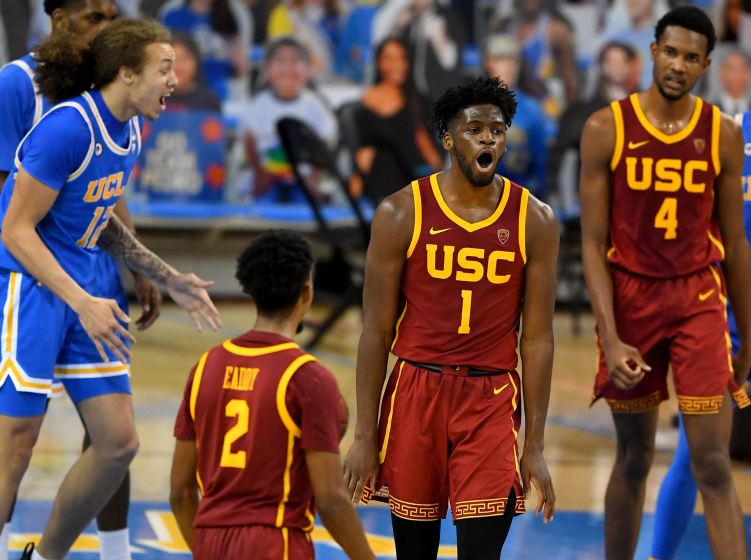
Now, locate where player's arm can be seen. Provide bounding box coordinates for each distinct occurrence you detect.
[1,167,136,362]
[97,216,221,332]
[580,107,650,389]
[0,66,34,188]
[519,195,558,523]
[342,187,414,503]
[306,450,376,560]
[112,198,162,330]
[169,438,200,551]
[715,113,751,384]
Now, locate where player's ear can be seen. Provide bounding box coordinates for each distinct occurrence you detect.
[120,66,135,86]
[650,41,657,62]
[443,132,453,151]
[300,279,313,310]
[50,8,70,32]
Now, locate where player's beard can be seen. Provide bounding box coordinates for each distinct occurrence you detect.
[655,80,684,101]
[454,148,500,187]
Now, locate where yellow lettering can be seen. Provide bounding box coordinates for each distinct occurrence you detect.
[684,160,708,193]
[487,251,515,284]
[456,248,485,282]
[626,157,653,190]
[83,178,105,202]
[223,366,233,389]
[427,244,454,279]
[655,159,682,192]
[248,368,259,390]
[103,174,118,199]
[230,367,239,390]
[113,172,125,197]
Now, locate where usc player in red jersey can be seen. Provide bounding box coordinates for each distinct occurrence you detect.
[169,231,375,560]
[343,77,559,559]
[581,7,751,560]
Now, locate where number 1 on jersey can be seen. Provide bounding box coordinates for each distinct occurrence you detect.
[221,399,249,468]
[459,290,472,334]
[655,197,678,240]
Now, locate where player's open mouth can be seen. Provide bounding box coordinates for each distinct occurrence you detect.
[159,93,170,110]
[476,151,495,173]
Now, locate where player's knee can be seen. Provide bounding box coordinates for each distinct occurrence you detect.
[618,444,654,482]
[691,448,733,494]
[1,424,39,481]
[94,430,140,469]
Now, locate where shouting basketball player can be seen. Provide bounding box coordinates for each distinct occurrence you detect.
[581,7,751,560]
[344,76,558,559]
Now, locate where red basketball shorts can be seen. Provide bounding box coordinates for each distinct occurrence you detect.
[593,264,750,414]
[194,525,314,560]
[362,360,526,521]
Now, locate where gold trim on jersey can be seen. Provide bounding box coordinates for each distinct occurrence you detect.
[276,354,318,437]
[509,374,521,480]
[429,173,510,232]
[390,302,408,351]
[707,230,725,260]
[519,188,530,264]
[407,180,422,258]
[276,432,296,527]
[630,93,703,145]
[196,469,204,495]
[610,101,624,171]
[189,352,209,420]
[678,394,724,414]
[712,105,722,175]
[222,340,299,356]
[379,361,405,464]
[281,526,289,560]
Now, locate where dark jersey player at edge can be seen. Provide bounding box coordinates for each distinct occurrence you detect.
[344,76,559,559]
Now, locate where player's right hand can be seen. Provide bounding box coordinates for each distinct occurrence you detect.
[76,296,136,364]
[732,347,751,386]
[602,337,651,390]
[342,436,380,505]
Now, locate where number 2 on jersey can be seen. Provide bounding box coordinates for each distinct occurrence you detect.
[221,399,249,468]
[655,197,678,240]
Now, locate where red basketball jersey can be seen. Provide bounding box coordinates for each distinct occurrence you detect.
[174,331,341,530]
[391,173,528,371]
[608,94,724,278]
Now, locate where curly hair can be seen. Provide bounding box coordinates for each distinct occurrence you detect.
[236,231,314,314]
[43,0,73,16]
[429,77,517,138]
[655,6,716,55]
[33,18,171,104]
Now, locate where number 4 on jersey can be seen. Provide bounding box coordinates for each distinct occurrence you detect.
[655,197,678,240]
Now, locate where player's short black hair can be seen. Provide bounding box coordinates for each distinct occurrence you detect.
[655,6,716,55]
[428,76,517,138]
[44,0,75,16]
[235,230,314,315]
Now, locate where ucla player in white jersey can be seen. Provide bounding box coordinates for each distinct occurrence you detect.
[0,19,221,560]
[0,3,162,560]
[649,111,751,560]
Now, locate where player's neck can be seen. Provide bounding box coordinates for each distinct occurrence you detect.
[442,165,503,207]
[100,84,135,122]
[642,84,694,122]
[252,316,299,341]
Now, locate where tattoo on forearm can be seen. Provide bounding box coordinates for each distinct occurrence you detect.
[97,216,174,285]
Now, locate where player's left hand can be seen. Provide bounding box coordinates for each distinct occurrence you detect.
[732,348,751,386]
[166,273,222,332]
[520,447,555,524]
[133,273,162,331]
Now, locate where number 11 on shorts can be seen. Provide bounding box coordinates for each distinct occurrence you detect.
[459,290,472,334]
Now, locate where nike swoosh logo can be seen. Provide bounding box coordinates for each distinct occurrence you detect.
[699,290,715,301]
[494,383,509,395]
[628,140,649,149]
[429,227,451,235]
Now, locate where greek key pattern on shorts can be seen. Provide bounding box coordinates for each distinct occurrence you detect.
[389,496,440,520]
[454,498,509,519]
[606,391,661,413]
[515,496,526,514]
[732,389,751,409]
[360,485,390,505]
[678,395,724,414]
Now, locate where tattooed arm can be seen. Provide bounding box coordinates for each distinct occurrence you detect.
[97,214,177,284]
[97,215,222,333]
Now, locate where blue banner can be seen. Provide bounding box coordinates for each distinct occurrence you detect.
[132,110,225,202]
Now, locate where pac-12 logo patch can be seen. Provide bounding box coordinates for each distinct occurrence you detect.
[497,229,510,244]
[694,139,705,153]
[95,143,103,157]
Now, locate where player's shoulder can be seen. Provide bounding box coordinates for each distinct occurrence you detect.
[583,102,617,134]
[373,181,417,226]
[0,55,36,90]
[34,103,91,137]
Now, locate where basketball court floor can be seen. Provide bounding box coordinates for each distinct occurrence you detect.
[12,303,751,559]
